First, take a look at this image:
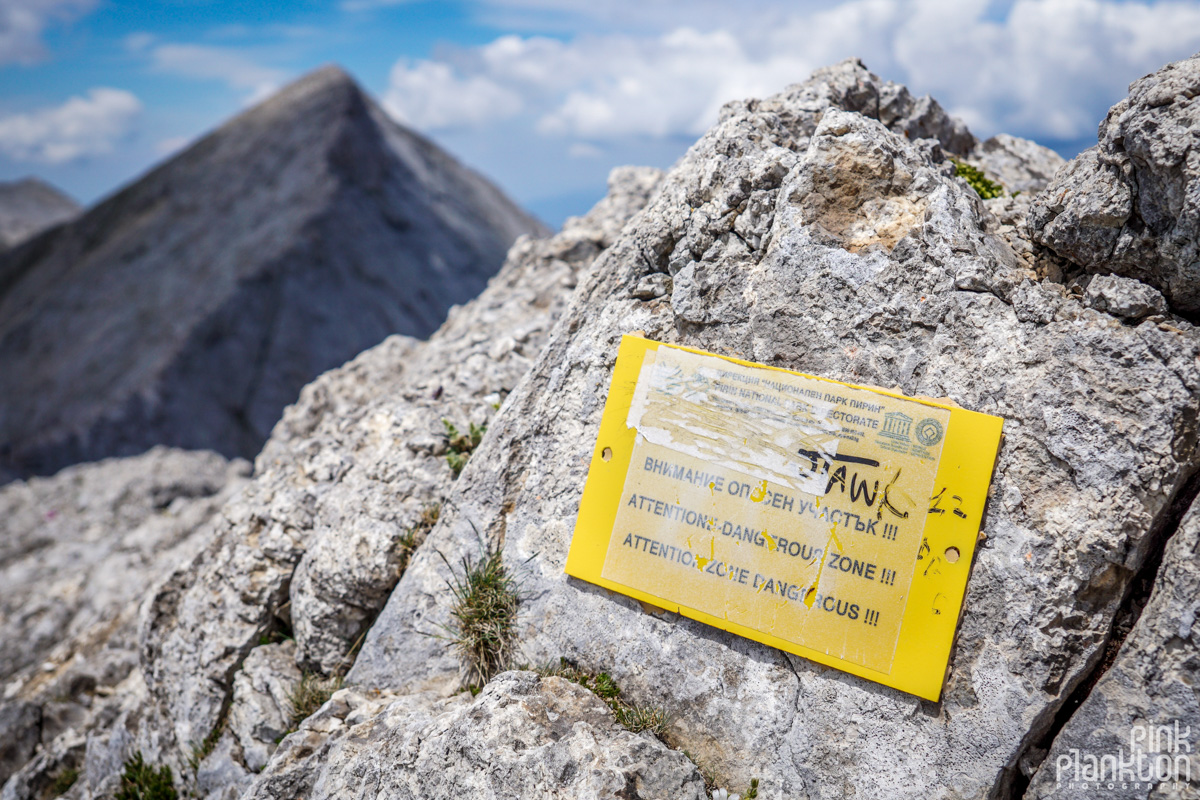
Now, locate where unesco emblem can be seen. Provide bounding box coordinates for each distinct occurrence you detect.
[915,417,944,446]
[880,411,912,441]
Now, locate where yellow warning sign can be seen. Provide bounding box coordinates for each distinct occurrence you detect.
[566,336,1003,700]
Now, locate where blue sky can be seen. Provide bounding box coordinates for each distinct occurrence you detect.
[3,0,1200,227]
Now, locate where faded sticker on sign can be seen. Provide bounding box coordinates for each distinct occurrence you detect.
[567,336,1003,700]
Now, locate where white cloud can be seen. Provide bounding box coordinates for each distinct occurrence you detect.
[123,31,155,53]
[383,58,523,129]
[370,0,819,34]
[383,0,1200,147]
[0,0,96,64]
[146,43,288,104]
[874,0,1200,140]
[535,27,811,138]
[0,87,141,163]
[567,141,603,158]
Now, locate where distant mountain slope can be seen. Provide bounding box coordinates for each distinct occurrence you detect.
[0,178,79,248]
[0,65,547,479]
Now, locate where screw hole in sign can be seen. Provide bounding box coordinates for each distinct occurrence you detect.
[601,447,613,462]
[944,546,960,563]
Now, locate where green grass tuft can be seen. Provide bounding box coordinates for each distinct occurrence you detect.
[186,705,229,775]
[589,671,621,703]
[950,158,1005,199]
[442,419,487,477]
[257,614,294,648]
[286,672,343,733]
[533,659,670,737]
[397,503,440,575]
[49,767,78,797]
[682,750,720,793]
[441,548,520,686]
[257,630,292,647]
[115,753,176,800]
[612,703,670,737]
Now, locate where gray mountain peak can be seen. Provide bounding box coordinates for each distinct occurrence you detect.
[0,177,79,249]
[0,65,547,480]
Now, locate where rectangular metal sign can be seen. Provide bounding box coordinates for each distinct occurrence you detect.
[566,335,1004,700]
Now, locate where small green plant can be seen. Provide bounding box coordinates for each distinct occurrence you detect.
[442,419,487,477]
[186,706,228,775]
[49,766,78,796]
[613,703,670,737]
[745,777,760,799]
[332,503,440,678]
[257,613,294,648]
[115,753,176,800]
[533,659,670,737]
[186,735,213,775]
[186,745,203,777]
[285,672,343,733]
[441,547,520,686]
[397,503,440,574]
[950,158,1005,199]
[257,629,292,647]
[682,750,720,793]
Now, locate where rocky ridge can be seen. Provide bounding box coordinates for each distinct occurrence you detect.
[0,178,78,249]
[0,65,545,481]
[1030,51,1200,315]
[348,57,1199,800]
[0,165,663,799]
[4,55,1200,800]
[0,448,248,791]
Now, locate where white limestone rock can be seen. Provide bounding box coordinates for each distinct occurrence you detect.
[229,643,302,774]
[132,166,663,783]
[243,672,706,800]
[349,64,1200,800]
[1084,274,1170,321]
[1030,51,1200,313]
[0,448,248,788]
[970,133,1066,195]
[1026,493,1200,800]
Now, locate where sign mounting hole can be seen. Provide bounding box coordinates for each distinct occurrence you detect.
[944,546,960,563]
[601,447,613,462]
